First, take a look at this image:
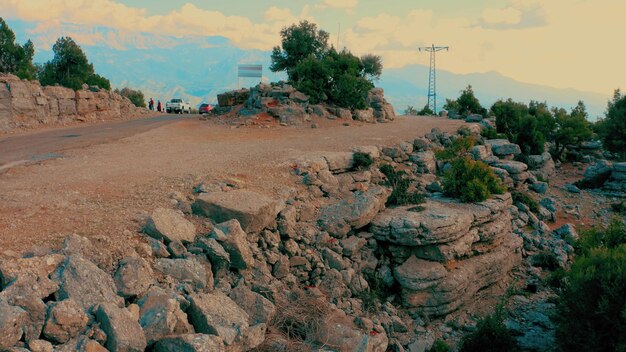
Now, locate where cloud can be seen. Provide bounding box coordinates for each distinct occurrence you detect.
[1,0,623,95]
[264,7,296,22]
[481,8,522,25]
[475,0,547,30]
[340,0,625,95]
[317,0,358,10]
[0,0,313,50]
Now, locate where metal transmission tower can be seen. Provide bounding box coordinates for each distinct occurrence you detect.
[418,44,449,114]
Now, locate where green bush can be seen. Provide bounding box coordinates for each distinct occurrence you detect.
[352,152,373,170]
[480,128,507,140]
[576,217,626,256]
[428,340,451,352]
[546,267,567,289]
[434,136,476,161]
[531,251,560,271]
[553,244,626,352]
[115,87,146,108]
[418,104,434,116]
[612,201,626,215]
[379,164,425,206]
[444,85,486,117]
[459,306,521,352]
[442,157,505,202]
[511,191,540,213]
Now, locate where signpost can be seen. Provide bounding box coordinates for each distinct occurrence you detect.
[237,64,262,88]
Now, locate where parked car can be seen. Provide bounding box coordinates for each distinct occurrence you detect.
[166,98,191,114]
[199,103,213,114]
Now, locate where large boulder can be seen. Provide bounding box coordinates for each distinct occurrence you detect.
[410,151,437,174]
[269,104,308,125]
[318,186,391,238]
[493,160,529,174]
[188,292,250,346]
[113,256,154,298]
[144,208,197,244]
[399,234,522,316]
[353,108,375,123]
[43,299,89,344]
[229,285,276,325]
[196,237,230,269]
[371,199,497,246]
[53,255,124,311]
[210,220,254,270]
[139,288,193,346]
[323,152,355,173]
[312,312,388,352]
[0,300,27,350]
[584,159,613,179]
[485,139,521,156]
[95,303,147,352]
[61,234,115,272]
[0,254,65,300]
[612,162,626,181]
[528,153,556,180]
[154,258,210,290]
[194,189,278,233]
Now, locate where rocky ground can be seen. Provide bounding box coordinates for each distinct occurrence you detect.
[0,116,464,254]
[1,108,624,351]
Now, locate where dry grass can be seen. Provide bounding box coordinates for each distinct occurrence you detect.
[253,289,332,352]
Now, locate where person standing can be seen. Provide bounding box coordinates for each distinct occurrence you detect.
[157,100,162,112]
[148,98,154,110]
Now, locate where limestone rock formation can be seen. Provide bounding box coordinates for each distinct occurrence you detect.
[372,194,522,316]
[0,74,149,133]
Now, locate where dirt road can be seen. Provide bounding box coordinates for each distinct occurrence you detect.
[0,114,190,171]
[0,116,465,253]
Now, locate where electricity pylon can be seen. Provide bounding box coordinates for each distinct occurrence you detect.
[418,44,449,114]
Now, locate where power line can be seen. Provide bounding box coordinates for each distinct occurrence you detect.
[418,44,449,114]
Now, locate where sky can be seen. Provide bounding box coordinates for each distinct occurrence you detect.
[0,0,624,95]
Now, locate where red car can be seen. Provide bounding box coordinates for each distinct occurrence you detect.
[199,103,212,114]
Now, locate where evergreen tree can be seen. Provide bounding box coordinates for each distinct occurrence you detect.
[0,17,36,79]
[270,21,329,80]
[39,36,110,90]
[271,22,381,110]
[602,89,626,159]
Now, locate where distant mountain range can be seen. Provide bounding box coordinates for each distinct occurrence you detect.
[379,66,610,120]
[30,30,610,119]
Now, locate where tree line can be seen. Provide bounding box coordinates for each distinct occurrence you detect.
[423,85,625,161]
[0,17,144,107]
